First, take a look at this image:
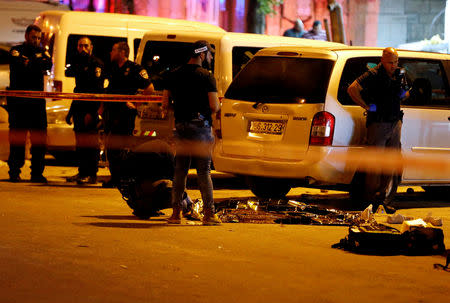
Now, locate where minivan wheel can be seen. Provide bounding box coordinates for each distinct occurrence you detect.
[422,186,450,197]
[246,176,291,199]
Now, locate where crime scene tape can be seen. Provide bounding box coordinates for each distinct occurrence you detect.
[0,90,163,103]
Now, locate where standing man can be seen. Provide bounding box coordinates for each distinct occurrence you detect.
[303,20,327,41]
[163,40,221,226]
[347,47,408,207]
[283,19,306,38]
[65,37,105,184]
[102,42,154,188]
[7,25,52,182]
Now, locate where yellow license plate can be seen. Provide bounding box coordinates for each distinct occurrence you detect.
[249,120,285,135]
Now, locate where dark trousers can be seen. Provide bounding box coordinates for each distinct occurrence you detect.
[364,121,402,201]
[73,111,100,177]
[75,130,99,177]
[8,127,47,178]
[105,119,135,183]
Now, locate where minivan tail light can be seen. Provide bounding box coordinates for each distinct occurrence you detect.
[214,97,223,139]
[53,80,62,92]
[309,111,335,146]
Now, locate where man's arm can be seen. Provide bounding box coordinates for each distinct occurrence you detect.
[208,91,220,114]
[141,83,155,95]
[347,81,369,111]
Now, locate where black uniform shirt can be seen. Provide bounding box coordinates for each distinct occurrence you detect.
[9,43,52,91]
[66,55,105,120]
[356,63,403,122]
[106,60,151,112]
[165,64,217,124]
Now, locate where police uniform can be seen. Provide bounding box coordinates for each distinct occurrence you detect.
[356,63,404,202]
[165,62,218,217]
[66,54,105,180]
[104,60,151,184]
[7,43,52,180]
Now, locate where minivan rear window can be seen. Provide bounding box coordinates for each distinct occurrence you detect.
[141,40,215,90]
[225,56,334,103]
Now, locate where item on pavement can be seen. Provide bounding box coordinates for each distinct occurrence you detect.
[386,213,414,224]
[333,222,446,255]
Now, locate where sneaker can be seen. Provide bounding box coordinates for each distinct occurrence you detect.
[30,175,48,183]
[202,213,222,226]
[8,175,21,183]
[76,175,97,185]
[167,209,181,224]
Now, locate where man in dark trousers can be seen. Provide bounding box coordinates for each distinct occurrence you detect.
[163,40,221,226]
[7,24,52,183]
[65,36,106,184]
[102,42,154,188]
[347,47,409,209]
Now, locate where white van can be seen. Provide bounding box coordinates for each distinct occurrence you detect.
[33,10,225,157]
[0,0,68,45]
[134,31,343,139]
[214,46,450,199]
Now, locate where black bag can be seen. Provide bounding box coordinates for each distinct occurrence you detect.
[333,223,445,256]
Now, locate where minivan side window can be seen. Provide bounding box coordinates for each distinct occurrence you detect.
[133,38,141,59]
[232,47,262,78]
[41,32,55,59]
[140,40,215,91]
[337,57,380,106]
[65,35,127,77]
[400,59,449,108]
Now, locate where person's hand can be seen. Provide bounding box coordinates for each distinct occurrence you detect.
[126,102,136,110]
[65,114,72,125]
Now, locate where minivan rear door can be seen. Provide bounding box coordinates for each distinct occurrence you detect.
[220,49,336,161]
[134,31,223,139]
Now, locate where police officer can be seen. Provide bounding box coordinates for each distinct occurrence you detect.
[102,42,154,188]
[7,25,52,183]
[65,37,106,184]
[347,47,409,207]
[163,40,221,226]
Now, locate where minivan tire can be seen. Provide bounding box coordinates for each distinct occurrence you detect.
[422,186,450,197]
[246,176,291,199]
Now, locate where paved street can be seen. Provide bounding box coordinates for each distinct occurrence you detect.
[0,160,449,303]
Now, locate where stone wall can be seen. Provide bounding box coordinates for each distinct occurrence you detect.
[377,0,446,47]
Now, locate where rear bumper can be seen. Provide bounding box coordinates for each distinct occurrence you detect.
[47,124,75,151]
[213,144,357,185]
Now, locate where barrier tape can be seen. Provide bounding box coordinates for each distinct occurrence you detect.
[0,90,163,103]
[0,90,449,177]
[0,128,449,177]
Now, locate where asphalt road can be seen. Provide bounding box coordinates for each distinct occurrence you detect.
[0,160,449,303]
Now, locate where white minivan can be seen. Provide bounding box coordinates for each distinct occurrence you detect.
[33,10,225,157]
[134,31,343,140]
[214,46,450,199]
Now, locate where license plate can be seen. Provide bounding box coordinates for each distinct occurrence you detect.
[249,120,285,135]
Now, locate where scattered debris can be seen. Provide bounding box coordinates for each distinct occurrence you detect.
[193,198,362,225]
